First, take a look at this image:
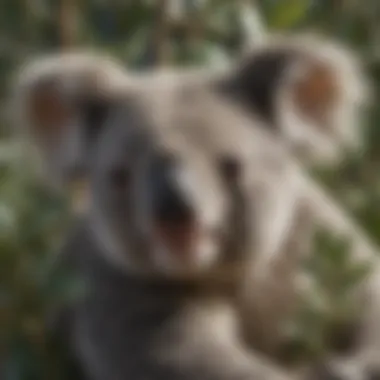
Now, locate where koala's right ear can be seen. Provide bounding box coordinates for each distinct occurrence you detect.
[11,51,127,189]
[221,33,371,167]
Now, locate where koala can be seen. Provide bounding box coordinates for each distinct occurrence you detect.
[12,34,379,380]
[13,52,305,380]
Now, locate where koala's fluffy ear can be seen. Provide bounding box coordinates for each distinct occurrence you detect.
[11,51,127,189]
[225,33,371,166]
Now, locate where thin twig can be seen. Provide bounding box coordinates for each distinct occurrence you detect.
[152,0,171,67]
[57,0,79,50]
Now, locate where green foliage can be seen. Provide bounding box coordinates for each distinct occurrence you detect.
[282,230,372,363]
[264,0,311,30]
[1,0,380,378]
[0,158,82,379]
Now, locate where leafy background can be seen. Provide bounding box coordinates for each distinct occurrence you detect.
[0,0,380,378]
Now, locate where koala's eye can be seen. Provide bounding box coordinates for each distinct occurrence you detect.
[219,156,241,182]
[109,167,130,189]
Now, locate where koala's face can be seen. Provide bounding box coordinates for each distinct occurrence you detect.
[88,77,271,277]
[20,42,363,278]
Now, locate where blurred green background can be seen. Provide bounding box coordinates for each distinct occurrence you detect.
[1,1,380,379]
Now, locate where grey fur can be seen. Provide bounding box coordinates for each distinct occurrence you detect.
[12,33,379,380]
[229,34,380,379]
[223,33,371,167]
[14,57,301,380]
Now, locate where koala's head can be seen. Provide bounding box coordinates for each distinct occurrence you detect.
[14,54,300,279]
[223,33,371,167]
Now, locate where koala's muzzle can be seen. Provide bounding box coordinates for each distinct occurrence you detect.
[149,153,198,252]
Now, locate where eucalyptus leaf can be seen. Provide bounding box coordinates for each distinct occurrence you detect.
[267,0,310,30]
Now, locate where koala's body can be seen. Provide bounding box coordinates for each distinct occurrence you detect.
[56,219,290,380]
[14,55,303,380]
[12,34,380,380]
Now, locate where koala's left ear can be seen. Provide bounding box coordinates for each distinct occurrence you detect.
[11,51,127,190]
[223,33,371,166]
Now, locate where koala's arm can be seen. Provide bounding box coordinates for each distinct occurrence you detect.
[239,198,314,357]
[291,175,380,380]
[150,302,295,380]
[48,227,294,380]
[240,174,380,380]
[300,174,378,260]
[70,294,297,380]
[305,176,380,341]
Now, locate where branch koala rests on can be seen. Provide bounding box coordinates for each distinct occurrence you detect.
[12,34,378,380]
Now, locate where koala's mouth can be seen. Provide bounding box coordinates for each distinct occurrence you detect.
[151,220,221,272]
[153,222,199,255]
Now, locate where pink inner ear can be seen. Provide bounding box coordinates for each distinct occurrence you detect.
[290,62,340,126]
[30,86,72,136]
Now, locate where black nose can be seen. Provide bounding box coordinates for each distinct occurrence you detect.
[151,155,194,225]
[154,184,194,225]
